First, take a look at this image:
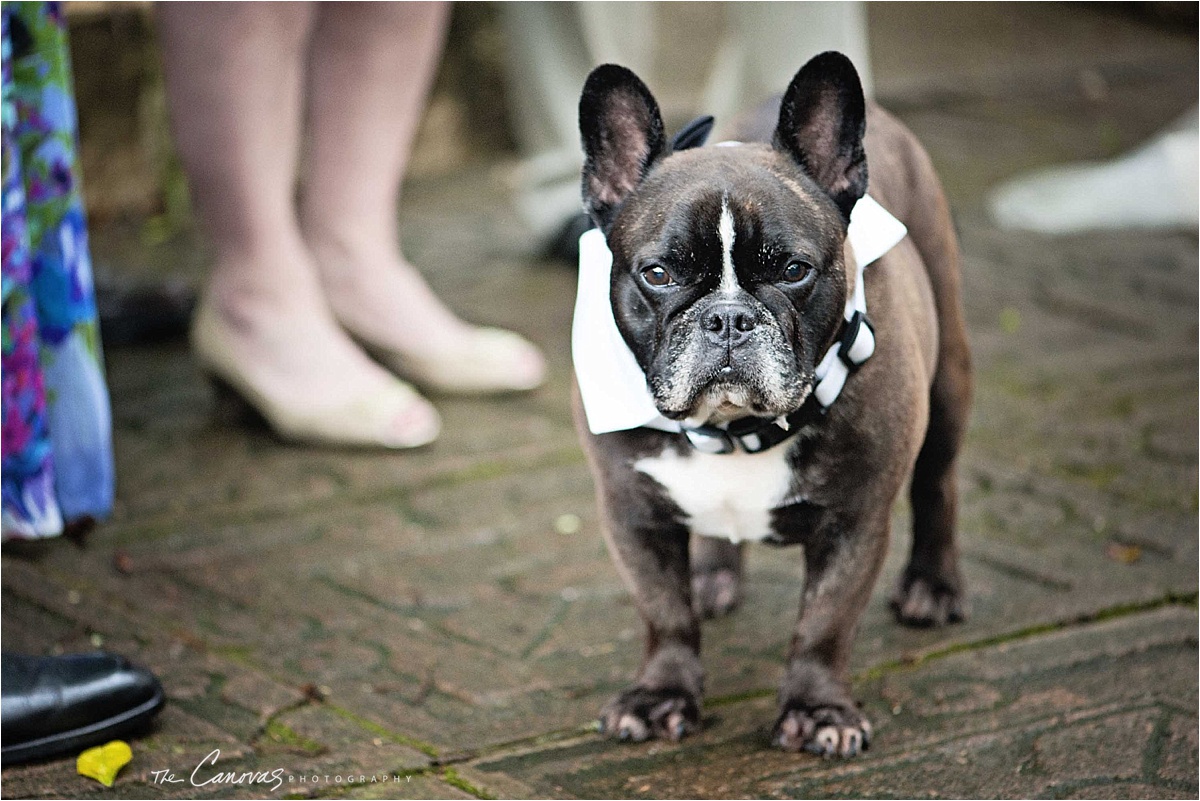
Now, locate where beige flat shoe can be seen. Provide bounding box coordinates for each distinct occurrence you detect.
[191,301,440,449]
[360,326,547,396]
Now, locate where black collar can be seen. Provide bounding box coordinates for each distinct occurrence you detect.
[680,399,823,455]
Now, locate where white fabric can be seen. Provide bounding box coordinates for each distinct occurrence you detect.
[572,194,907,436]
[989,108,1199,233]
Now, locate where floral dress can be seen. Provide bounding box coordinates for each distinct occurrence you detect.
[2,3,113,539]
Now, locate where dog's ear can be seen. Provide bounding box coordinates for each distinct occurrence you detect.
[774,52,868,221]
[579,64,667,230]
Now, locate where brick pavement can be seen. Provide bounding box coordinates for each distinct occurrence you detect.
[1,4,1196,799]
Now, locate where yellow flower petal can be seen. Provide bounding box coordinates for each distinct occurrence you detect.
[76,740,133,788]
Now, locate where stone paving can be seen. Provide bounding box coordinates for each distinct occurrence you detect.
[2,4,1197,799]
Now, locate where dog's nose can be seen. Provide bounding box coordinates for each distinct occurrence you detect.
[702,301,757,348]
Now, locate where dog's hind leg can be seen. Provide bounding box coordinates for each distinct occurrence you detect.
[691,536,744,618]
[871,114,973,628]
[891,346,970,627]
[891,209,972,628]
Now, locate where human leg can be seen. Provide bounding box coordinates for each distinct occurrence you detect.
[157,2,438,447]
[501,2,657,250]
[301,2,544,394]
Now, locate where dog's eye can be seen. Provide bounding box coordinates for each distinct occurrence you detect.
[781,259,814,284]
[641,264,676,287]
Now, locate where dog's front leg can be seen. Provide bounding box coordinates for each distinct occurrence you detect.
[598,505,703,743]
[774,511,888,757]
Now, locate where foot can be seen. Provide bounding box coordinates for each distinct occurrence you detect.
[543,212,593,265]
[774,660,870,757]
[193,254,440,448]
[598,686,700,743]
[306,230,546,394]
[773,702,872,757]
[889,565,967,628]
[598,642,704,743]
[1,652,164,765]
[989,111,1199,233]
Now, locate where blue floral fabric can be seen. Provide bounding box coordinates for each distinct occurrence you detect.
[2,3,113,539]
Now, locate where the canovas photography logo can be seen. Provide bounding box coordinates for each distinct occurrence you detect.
[149,748,414,793]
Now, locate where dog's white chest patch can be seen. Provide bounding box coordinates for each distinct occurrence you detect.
[634,445,793,543]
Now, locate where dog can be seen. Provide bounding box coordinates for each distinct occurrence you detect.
[572,52,972,757]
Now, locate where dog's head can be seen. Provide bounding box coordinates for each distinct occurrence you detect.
[579,52,868,426]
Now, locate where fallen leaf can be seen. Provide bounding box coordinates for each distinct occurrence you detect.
[300,683,325,702]
[77,740,133,787]
[1105,542,1142,564]
[113,549,134,574]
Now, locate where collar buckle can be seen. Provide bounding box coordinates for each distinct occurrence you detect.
[683,425,736,454]
[725,416,780,453]
[682,411,807,455]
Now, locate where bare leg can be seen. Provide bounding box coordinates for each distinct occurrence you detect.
[157,2,439,447]
[300,2,545,394]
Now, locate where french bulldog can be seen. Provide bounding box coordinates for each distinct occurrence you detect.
[573,52,972,756]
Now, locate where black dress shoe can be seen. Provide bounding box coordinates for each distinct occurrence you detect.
[95,277,196,348]
[542,212,594,266]
[1,652,165,765]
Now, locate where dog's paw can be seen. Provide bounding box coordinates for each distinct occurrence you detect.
[772,703,871,757]
[692,568,741,618]
[889,570,967,628]
[598,686,700,743]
